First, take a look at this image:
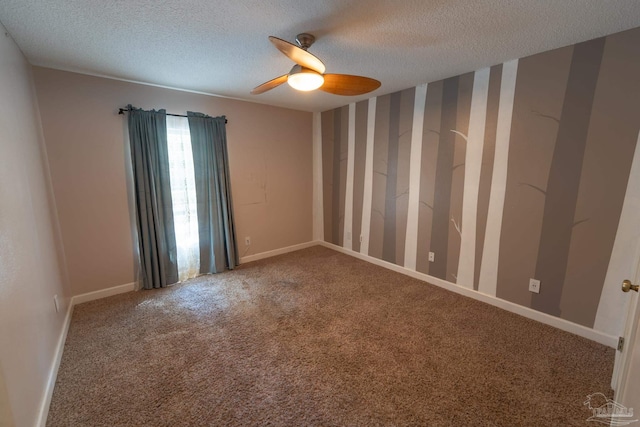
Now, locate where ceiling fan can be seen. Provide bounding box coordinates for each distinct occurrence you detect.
[251,33,381,96]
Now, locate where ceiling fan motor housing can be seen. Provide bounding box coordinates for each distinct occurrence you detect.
[295,33,316,50]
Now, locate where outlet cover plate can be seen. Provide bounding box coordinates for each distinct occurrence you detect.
[529,278,541,294]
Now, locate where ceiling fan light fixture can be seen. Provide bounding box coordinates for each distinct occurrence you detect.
[251,34,380,96]
[287,65,324,91]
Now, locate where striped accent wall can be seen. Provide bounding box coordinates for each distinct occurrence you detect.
[320,26,640,337]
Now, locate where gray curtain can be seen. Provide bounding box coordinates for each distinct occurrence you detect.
[187,112,238,273]
[127,105,178,289]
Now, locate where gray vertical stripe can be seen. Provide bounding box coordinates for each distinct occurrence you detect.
[429,77,459,279]
[338,106,349,247]
[352,101,368,252]
[369,95,391,260]
[321,110,334,242]
[331,109,342,244]
[474,64,502,290]
[447,73,473,282]
[395,88,416,266]
[531,37,606,316]
[382,92,402,263]
[416,81,443,274]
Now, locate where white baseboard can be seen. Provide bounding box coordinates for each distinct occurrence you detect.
[239,241,318,264]
[36,299,73,427]
[71,282,137,306]
[319,241,618,348]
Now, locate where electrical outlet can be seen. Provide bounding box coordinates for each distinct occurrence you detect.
[359,235,363,243]
[346,231,351,240]
[245,236,251,246]
[529,278,541,294]
[428,252,435,262]
[53,295,60,313]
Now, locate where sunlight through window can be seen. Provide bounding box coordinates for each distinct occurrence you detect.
[166,116,200,281]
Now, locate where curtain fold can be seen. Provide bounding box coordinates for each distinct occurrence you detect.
[187,112,238,273]
[127,105,179,289]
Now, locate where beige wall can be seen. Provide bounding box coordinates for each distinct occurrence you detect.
[0,368,13,427]
[0,28,70,426]
[32,67,313,296]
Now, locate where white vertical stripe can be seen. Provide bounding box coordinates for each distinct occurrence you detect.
[343,104,356,250]
[312,112,324,241]
[594,130,640,336]
[456,68,490,288]
[404,84,428,270]
[478,59,518,296]
[360,98,377,255]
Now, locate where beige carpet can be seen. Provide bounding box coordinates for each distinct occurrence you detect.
[47,246,614,426]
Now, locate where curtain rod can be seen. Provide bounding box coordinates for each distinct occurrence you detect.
[118,108,228,124]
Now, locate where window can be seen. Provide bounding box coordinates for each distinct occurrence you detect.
[166,116,200,281]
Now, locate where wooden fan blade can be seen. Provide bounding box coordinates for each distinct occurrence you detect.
[269,36,326,74]
[251,74,288,95]
[319,74,381,96]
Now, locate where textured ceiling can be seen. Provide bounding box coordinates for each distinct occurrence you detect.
[1,1,639,112]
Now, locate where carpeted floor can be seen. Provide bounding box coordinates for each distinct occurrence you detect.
[47,246,614,426]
